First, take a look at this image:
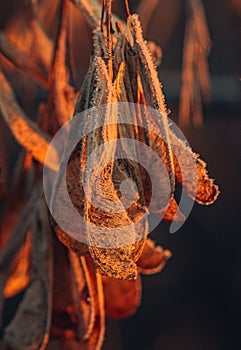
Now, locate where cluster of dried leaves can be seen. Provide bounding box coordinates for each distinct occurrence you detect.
[0,0,219,349]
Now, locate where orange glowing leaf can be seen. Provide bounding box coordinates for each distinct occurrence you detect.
[169,130,219,204]
[3,233,31,298]
[137,238,172,274]
[102,273,142,319]
[154,196,185,222]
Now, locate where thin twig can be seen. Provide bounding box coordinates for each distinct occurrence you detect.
[71,0,125,30]
[124,0,131,18]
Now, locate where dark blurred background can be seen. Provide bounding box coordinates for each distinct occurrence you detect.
[0,0,240,349]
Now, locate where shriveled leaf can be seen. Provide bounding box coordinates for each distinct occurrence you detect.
[90,239,145,280]
[142,114,219,205]
[69,252,93,340]
[53,33,148,279]
[102,273,142,319]
[48,0,77,126]
[154,196,185,222]
[4,279,47,350]
[4,187,53,350]
[80,256,105,348]
[53,256,105,350]
[128,14,175,193]
[0,189,34,326]
[3,233,31,298]
[169,129,219,204]
[137,238,172,274]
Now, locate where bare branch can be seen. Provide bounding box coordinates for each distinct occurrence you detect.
[0,30,48,89]
[71,0,125,30]
[0,70,59,171]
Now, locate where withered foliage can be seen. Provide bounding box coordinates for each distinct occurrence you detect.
[0,0,219,349]
[179,0,212,128]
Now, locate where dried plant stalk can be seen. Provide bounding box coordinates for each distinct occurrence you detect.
[0,70,59,171]
[47,0,77,127]
[0,30,48,88]
[179,0,211,128]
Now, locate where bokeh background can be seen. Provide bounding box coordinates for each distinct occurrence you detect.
[0,0,240,349]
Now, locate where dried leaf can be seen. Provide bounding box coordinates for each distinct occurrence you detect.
[4,187,53,350]
[69,252,93,340]
[102,273,142,319]
[53,29,148,280]
[3,233,31,298]
[154,196,186,222]
[169,129,219,204]
[0,189,34,327]
[48,0,77,127]
[137,238,172,274]
[81,256,105,349]
[128,14,175,193]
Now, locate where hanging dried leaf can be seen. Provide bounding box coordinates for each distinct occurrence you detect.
[102,273,142,319]
[48,0,77,127]
[0,1,220,349]
[52,2,219,284]
[168,129,219,204]
[137,238,171,274]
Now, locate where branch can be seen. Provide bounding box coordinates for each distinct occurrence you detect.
[71,0,125,30]
[0,69,59,171]
[0,30,48,89]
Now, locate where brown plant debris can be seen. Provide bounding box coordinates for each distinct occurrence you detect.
[179,0,212,128]
[0,0,219,349]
